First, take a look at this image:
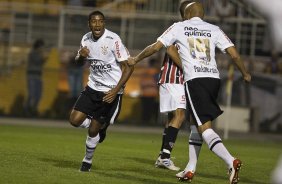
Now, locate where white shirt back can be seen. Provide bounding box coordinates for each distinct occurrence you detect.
[80,29,130,93]
[158,17,234,82]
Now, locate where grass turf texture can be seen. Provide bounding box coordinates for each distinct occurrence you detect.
[0,124,281,184]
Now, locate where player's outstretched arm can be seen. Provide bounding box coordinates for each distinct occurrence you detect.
[166,45,182,68]
[103,61,134,103]
[128,41,164,66]
[226,46,251,83]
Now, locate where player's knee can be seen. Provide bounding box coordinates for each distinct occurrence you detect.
[179,112,186,122]
[175,110,186,123]
[69,114,82,127]
[69,119,80,127]
[198,121,212,134]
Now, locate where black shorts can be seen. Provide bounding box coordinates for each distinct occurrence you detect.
[184,78,223,126]
[74,86,123,124]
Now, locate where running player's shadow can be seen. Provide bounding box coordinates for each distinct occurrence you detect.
[127,157,265,184]
[126,156,155,166]
[96,170,174,184]
[39,157,80,170]
[195,172,265,184]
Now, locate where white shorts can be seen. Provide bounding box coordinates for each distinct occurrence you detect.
[159,83,186,113]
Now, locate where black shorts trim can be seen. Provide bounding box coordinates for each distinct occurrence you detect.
[184,78,223,126]
[74,86,123,124]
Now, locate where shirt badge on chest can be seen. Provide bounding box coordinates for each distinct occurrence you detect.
[101,46,108,55]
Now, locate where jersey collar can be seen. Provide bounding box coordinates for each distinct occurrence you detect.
[189,17,203,21]
[91,29,107,42]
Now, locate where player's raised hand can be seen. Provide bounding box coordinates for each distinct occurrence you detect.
[127,57,137,66]
[243,73,251,83]
[79,46,90,58]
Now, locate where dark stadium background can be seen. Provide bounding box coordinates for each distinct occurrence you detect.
[0,1,281,183]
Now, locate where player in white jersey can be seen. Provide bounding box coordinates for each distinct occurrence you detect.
[128,2,251,184]
[69,11,133,172]
[154,0,197,172]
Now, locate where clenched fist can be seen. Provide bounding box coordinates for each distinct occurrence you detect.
[79,46,90,58]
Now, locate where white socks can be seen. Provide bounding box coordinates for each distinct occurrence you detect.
[185,125,203,172]
[202,128,234,168]
[82,135,100,163]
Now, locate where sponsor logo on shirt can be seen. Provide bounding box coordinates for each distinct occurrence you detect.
[184,27,211,37]
[115,41,121,58]
[89,59,112,73]
[194,65,218,73]
[94,81,116,89]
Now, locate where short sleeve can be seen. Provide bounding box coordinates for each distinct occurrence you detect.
[77,37,85,56]
[157,24,177,48]
[215,28,234,53]
[113,36,130,62]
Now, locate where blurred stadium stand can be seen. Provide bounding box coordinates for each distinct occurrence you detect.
[0,0,281,133]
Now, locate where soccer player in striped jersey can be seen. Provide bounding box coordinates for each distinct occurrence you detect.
[68,11,133,172]
[128,2,251,183]
[154,43,186,171]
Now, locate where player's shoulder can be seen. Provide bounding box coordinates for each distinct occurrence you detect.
[204,21,224,34]
[104,29,121,40]
[164,21,185,33]
[202,20,220,30]
[172,21,184,28]
[81,32,92,42]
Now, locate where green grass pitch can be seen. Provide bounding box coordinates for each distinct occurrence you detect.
[0,123,281,184]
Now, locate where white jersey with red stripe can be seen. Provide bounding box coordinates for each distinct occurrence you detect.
[79,29,130,93]
[157,17,234,82]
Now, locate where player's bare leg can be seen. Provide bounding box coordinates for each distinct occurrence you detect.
[69,110,87,127]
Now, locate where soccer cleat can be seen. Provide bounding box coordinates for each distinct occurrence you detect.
[99,123,109,143]
[80,161,92,172]
[158,158,180,171]
[176,170,194,182]
[155,156,161,167]
[229,158,242,184]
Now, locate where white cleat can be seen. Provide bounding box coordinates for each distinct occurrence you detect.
[155,156,162,167]
[176,170,194,182]
[158,158,180,171]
